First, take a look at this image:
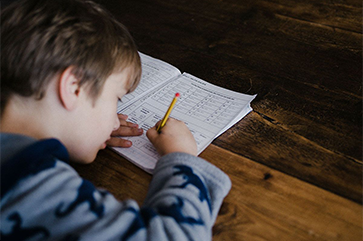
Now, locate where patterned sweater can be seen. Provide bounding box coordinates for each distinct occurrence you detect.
[0,133,231,240]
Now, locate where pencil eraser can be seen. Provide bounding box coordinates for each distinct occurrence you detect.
[175,93,180,97]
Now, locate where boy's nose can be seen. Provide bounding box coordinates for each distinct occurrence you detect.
[113,115,120,131]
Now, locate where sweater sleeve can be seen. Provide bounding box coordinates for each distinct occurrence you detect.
[0,153,231,241]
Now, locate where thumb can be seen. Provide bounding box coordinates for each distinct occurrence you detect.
[146,125,158,142]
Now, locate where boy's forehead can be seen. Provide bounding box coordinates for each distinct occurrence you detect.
[108,58,141,94]
[107,67,134,92]
[120,65,141,93]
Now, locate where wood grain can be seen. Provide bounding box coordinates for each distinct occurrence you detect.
[201,145,362,241]
[77,0,363,239]
[215,111,362,203]
[93,0,362,203]
[73,146,362,241]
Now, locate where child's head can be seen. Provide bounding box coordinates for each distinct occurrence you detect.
[1,0,141,163]
[1,0,141,112]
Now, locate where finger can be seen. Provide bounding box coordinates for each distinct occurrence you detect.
[117,118,139,129]
[126,121,139,128]
[146,126,157,142]
[117,113,139,127]
[117,113,128,120]
[111,126,143,137]
[155,118,176,132]
[154,120,162,130]
[167,117,180,123]
[106,137,132,148]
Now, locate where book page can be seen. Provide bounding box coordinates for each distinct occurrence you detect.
[112,73,256,173]
[117,52,181,113]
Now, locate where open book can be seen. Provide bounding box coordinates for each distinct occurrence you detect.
[112,53,256,173]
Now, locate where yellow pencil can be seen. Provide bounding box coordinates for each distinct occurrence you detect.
[157,92,180,132]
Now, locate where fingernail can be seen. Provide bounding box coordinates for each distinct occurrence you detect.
[138,128,143,133]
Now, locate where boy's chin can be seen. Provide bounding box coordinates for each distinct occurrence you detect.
[69,152,97,165]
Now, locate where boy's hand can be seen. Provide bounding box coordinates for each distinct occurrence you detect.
[146,118,197,156]
[106,114,143,147]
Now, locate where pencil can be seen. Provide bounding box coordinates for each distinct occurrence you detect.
[156,92,180,132]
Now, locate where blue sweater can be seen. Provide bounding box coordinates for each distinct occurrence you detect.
[0,133,231,240]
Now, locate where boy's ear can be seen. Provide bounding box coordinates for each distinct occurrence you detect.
[58,67,81,111]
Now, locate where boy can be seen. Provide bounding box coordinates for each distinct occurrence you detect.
[0,0,231,240]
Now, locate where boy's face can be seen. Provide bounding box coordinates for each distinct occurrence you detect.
[69,67,132,164]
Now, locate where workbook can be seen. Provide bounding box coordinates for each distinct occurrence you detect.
[111,52,256,173]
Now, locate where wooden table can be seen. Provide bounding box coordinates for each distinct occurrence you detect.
[73,0,362,240]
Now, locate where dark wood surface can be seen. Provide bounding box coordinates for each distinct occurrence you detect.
[73,0,362,240]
